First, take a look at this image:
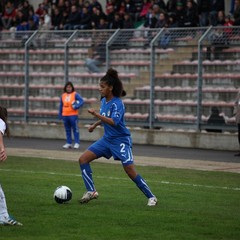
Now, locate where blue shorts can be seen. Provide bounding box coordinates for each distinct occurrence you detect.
[88,136,134,166]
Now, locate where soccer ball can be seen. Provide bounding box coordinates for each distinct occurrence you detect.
[53,186,72,204]
[72,100,80,110]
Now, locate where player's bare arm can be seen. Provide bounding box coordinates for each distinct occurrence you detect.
[88,108,114,125]
[88,120,102,132]
[0,134,7,162]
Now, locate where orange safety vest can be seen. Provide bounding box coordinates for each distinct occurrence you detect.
[62,92,78,116]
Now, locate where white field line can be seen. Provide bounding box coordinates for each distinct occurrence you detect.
[6,148,240,173]
[0,168,239,191]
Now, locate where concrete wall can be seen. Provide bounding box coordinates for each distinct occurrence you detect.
[9,122,238,151]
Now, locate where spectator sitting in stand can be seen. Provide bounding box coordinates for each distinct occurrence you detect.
[174,1,185,27]
[166,0,178,15]
[21,0,32,22]
[109,12,123,29]
[122,12,134,29]
[167,13,178,28]
[74,6,92,29]
[35,3,44,17]
[85,42,106,73]
[91,6,107,29]
[106,0,113,15]
[63,0,71,15]
[60,10,69,29]
[206,106,226,133]
[15,9,29,31]
[28,8,39,29]
[223,14,234,37]
[233,0,240,26]
[51,7,63,30]
[183,0,199,27]
[41,8,51,30]
[154,0,167,11]
[63,4,81,30]
[209,0,225,26]
[143,4,161,29]
[1,1,17,30]
[118,1,126,18]
[197,0,211,27]
[124,0,137,23]
[139,0,152,21]
[96,17,108,29]
[216,10,225,26]
[89,0,103,14]
[155,12,168,28]
[106,5,116,28]
[133,0,144,22]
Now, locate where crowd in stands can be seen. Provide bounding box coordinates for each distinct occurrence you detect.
[0,0,240,33]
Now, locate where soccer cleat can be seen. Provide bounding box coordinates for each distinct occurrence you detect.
[147,197,158,206]
[0,216,23,226]
[62,143,72,149]
[79,191,99,204]
[73,143,80,149]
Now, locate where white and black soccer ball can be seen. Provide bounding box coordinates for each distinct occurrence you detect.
[53,186,72,204]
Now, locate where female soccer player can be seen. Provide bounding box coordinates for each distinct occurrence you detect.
[59,81,84,149]
[78,68,157,206]
[0,106,22,225]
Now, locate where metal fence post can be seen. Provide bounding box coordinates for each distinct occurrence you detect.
[64,30,78,84]
[197,26,212,131]
[24,31,38,122]
[106,29,120,69]
[149,28,165,129]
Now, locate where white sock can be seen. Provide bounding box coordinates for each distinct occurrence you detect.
[0,185,9,220]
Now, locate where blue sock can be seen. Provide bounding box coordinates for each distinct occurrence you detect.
[80,163,95,192]
[133,174,154,198]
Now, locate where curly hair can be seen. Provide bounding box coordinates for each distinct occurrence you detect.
[100,68,126,97]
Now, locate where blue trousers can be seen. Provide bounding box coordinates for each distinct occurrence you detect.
[85,58,101,73]
[62,115,80,144]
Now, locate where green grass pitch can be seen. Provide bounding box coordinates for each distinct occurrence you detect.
[0,156,239,240]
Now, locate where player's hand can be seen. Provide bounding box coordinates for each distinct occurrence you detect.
[88,124,95,132]
[0,149,7,162]
[88,108,96,116]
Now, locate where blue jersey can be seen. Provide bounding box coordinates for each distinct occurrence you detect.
[88,97,133,165]
[100,97,131,139]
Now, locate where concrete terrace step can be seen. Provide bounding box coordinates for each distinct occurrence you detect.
[0,48,175,61]
[110,48,174,60]
[133,86,238,103]
[123,98,234,116]
[0,48,88,60]
[123,98,234,107]
[135,85,239,93]
[154,73,240,87]
[0,59,149,73]
[0,95,98,104]
[0,71,137,84]
[173,60,240,74]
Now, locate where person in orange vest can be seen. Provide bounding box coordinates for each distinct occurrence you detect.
[59,81,84,149]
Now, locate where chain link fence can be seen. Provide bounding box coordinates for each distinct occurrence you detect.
[0,26,239,131]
